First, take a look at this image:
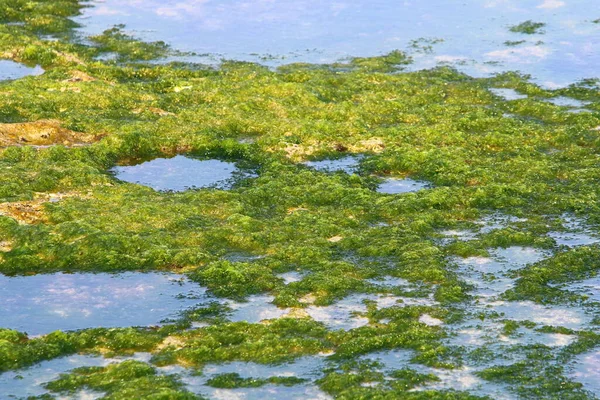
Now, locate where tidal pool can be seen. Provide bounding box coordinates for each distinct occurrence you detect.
[0,60,43,81]
[305,291,436,331]
[277,271,304,285]
[0,272,207,335]
[111,156,242,192]
[376,178,429,194]
[304,155,361,174]
[569,349,600,396]
[359,349,512,399]
[0,354,109,399]
[547,216,599,247]
[545,96,590,108]
[181,356,331,400]
[227,295,288,324]
[565,275,600,303]
[0,353,154,399]
[489,88,528,101]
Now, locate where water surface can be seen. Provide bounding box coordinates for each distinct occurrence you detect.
[0,272,206,335]
[304,156,361,174]
[376,178,429,194]
[0,60,43,81]
[111,156,241,192]
[76,0,600,87]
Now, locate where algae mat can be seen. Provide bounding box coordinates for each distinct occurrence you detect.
[1,0,600,399]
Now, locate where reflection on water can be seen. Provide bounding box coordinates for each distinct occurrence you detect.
[570,349,600,396]
[227,294,288,323]
[376,178,429,194]
[545,96,589,108]
[304,155,361,174]
[0,60,43,81]
[181,356,332,400]
[489,88,528,101]
[111,156,242,192]
[0,272,206,335]
[76,0,600,87]
[0,353,152,399]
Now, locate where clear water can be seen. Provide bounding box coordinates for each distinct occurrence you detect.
[376,178,429,194]
[0,272,207,335]
[0,60,43,81]
[545,96,589,108]
[76,0,600,87]
[304,156,361,174]
[569,349,600,395]
[226,294,289,323]
[277,271,304,285]
[181,356,332,400]
[111,156,242,192]
[305,291,436,331]
[0,353,153,399]
[489,88,528,101]
[358,349,513,399]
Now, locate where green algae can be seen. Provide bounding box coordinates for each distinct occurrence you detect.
[509,21,546,35]
[89,25,171,62]
[0,327,166,372]
[44,360,201,399]
[505,246,600,304]
[205,373,305,388]
[1,2,600,399]
[504,40,526,47]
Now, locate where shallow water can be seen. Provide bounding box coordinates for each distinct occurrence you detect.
[111,156,241,192]
[454,247,548,299]
[376,178,429,194]
[489,88,528,101]
[305,291,436,331]
[545,96,589,108]
[76,0,600,87]
[182,356,332,400]
[565,275,600,303]
[359,349,513,398]
[490,300,589,329]
[227,295,288,323]
[569,349,600,396]
[548,215,599,247]
[197,385,333,400]
[0,353,151,399]
[0,60,43,81]
[277,271,304,285]
[0,272,207,335]
[477,214,527,234]
[304,156,361,174]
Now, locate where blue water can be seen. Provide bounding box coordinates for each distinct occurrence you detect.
[111,156,241,192]
[0,272,207,335]
[0,60,43,81]
[76,0,600,87]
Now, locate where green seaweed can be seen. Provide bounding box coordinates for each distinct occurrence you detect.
[205,372,305,388]
[1,2,600,398]
[509,21,546,35]
[44,360,201,399]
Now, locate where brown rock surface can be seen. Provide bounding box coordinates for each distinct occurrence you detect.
[0,119,96,147]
